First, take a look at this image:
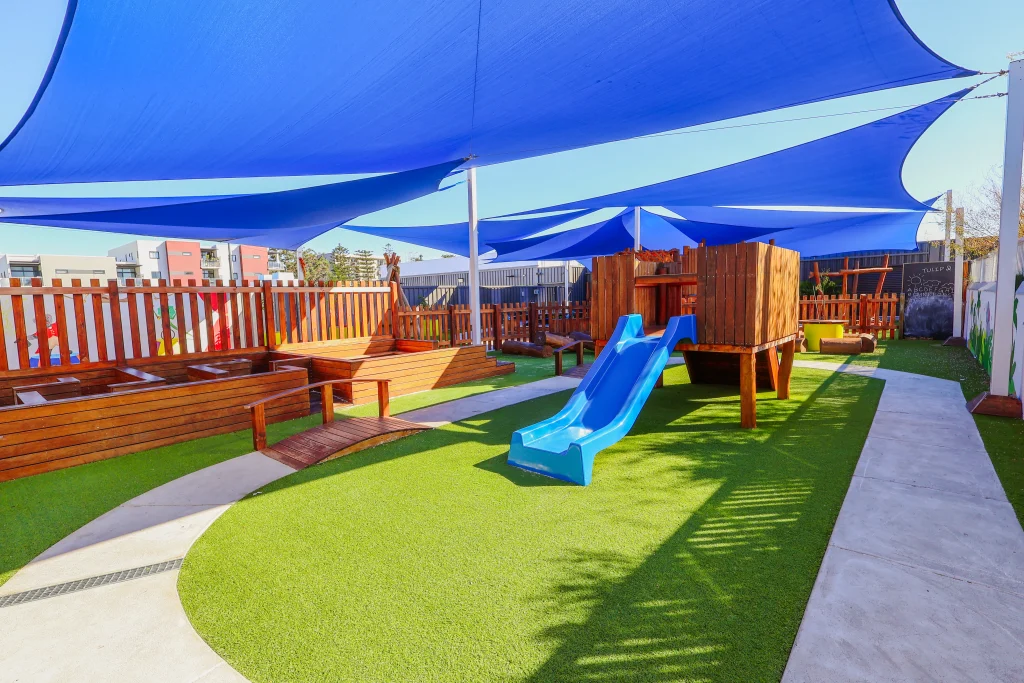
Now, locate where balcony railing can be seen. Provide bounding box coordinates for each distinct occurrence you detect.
[201,257,221,267]
[268,260,287,272]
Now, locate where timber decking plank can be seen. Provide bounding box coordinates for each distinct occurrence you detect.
[262,416,427,470]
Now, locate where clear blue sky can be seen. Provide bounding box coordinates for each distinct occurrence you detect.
[0,0,1022,261]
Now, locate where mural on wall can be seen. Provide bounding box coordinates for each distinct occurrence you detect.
[902,262,955,339]
[153,304,180,355]
[1012,287,1023,401]
[965,284,996,376]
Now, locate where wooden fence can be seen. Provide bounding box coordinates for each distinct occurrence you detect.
[799,294,903,339]
[396,301,591,350]
[262,280,398,348]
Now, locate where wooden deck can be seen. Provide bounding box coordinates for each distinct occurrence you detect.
[262,416,428,469]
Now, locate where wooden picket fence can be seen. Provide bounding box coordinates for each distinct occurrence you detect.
[396,301,592,350]
[263,280,398,348]
[799,293,903,339]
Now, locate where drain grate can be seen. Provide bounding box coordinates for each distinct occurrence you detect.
[0,558,183,609]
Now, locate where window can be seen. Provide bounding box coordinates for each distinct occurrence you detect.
[151,271,161,279]
[251,254,261,259]
[184,271,194,275]
[117,267,136,280]
[10,265,41,278]
[149,251,160,258]
[55,269,69,274]
[231,255,238,262]
[181,251,192,256]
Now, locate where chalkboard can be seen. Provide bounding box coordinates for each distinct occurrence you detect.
[902,262,955,339]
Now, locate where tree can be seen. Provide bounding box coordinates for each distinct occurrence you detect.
[958,169,1024,260]
[298,248,331,282]
[268,248,296,274]
[353,249,379,279]
[330,244,354,281]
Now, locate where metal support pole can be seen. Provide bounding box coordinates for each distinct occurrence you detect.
[989,59,1024,397]
[953,207,965,338]
[633,206,641,251]
[943,190,953,261]
[466,167,482,345]
[563,260,570,303]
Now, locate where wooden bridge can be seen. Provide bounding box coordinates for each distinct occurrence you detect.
[246,379,428,470]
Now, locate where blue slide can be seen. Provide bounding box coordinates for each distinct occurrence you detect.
[508,314,698,485]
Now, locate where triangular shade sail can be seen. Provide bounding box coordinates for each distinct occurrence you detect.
[490,209,695,262]
[0,161,462,249]
[339,210,594,257]
[506,91,966,214]
[0,1,972,184]
[753,210,932,257]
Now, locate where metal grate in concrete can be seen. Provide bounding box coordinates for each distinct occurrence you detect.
[0,558,183,609]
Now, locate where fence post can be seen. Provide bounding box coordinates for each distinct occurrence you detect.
[448,305,456,346]
[389,282,400,338]
[528,301,538,343]
[107,280,126,364]
[493,302,502,350]
[262,281,278,350]
[899,293,906,339]
[859,294,867,333]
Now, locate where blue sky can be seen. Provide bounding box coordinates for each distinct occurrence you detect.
[0,0,1022,260]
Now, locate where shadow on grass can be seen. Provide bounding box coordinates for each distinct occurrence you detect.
[523,371,880,683]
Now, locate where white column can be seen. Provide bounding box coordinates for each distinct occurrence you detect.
[563,260,570,303]
[466,166,482,345]
[633,206,641,251]
[989,59,1024,396]
[953,208,965,337]
[943,190,953,261]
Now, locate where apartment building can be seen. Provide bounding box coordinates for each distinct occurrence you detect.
[109,240,232,282]
[228,244,269,280]
[0,253,117,281]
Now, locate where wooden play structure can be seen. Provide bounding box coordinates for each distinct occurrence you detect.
[591,243,800,428]
[0,278,511,481]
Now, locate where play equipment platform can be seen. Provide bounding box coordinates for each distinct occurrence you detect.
[508,314,697,485]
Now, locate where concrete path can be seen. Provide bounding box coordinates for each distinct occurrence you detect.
[0,376,580,683]
[783,361,1024,683]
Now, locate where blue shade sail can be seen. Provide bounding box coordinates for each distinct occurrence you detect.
[0,161,461,248]
[506,91,966,214]
[753,210,932,257]
[0,1,973,185]
[340,210,594,257]
[490,209,694,262]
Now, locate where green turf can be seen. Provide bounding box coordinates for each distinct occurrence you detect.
[341,349,592,416]
[180,366,881,682]
[797,339,1024,524]
[0,351,574,589]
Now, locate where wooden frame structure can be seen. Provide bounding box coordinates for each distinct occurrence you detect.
[591,243,799,428]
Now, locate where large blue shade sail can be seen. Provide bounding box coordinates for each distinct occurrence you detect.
[754,210,932,257]
[0,161,461,249]
[0,1,973,185]
[490,209,695,262]
[340,210,594,257]
[508,91,966,214]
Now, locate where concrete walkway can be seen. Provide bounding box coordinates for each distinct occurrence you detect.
[783,361,1024,683]
[0,376,580,683]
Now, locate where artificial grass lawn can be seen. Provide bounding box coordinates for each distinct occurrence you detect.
[797,339,1024,525]
[180,366,882,682]
[0,351,576,589]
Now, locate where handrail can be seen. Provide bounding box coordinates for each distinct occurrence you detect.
[554,340,585,376]
[245,378,391,451]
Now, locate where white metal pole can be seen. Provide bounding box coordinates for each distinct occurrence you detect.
[988,59,1024,397]
[466,167,482,345]
[633,206,642,251]
[943,190,953,261]
[952,207,965,338]
[563,260,570,303]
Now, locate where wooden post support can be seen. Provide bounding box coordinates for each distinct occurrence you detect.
[263,281,278,349]
[107,280,127,364]
[321,384,334,424]
[555,350,563,376]
[528,301,538,343]
[777,340,795,400]
[389,281,400,337]
[377,380,390,417]
[251,403,267,451]
[576,339,584,366]
[898,293,906,339]
[874,254,890,297]
[30,278,50,369]
[493,302,503,350]
[739,351,757,429]
[447,305,456,346]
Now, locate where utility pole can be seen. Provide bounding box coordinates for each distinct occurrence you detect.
[952,207,965,339]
